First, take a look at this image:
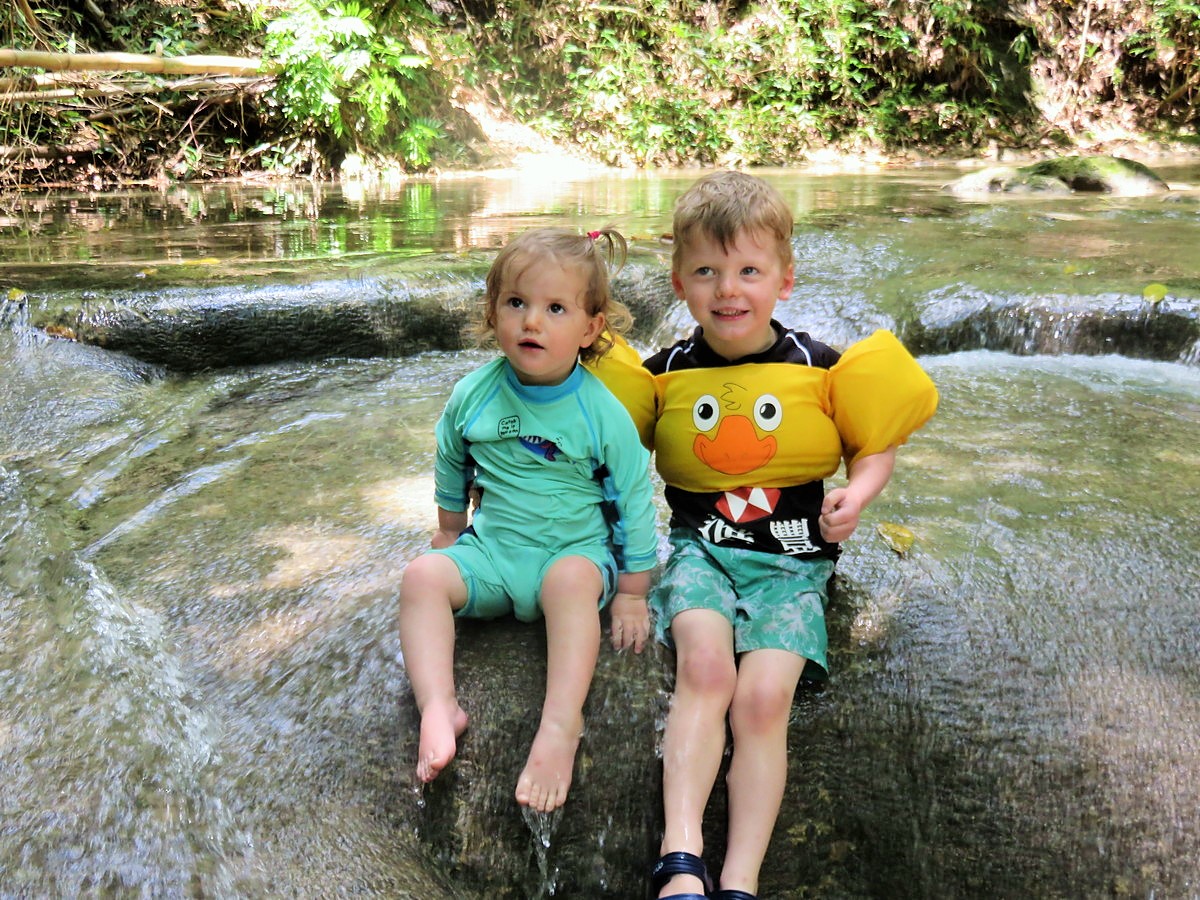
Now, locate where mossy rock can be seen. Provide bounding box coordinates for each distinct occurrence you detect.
[946,155,1170,197]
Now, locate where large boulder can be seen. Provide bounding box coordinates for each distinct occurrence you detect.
[400,617,670,897]
[945,155,1171,197]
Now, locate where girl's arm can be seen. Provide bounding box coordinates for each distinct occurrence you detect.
[431,506,468,549]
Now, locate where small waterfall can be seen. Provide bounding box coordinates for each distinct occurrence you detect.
[0,467,250,896]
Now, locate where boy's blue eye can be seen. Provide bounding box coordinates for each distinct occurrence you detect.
[742,266,758,276]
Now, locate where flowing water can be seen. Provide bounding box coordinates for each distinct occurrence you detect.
[2,160,1199,898]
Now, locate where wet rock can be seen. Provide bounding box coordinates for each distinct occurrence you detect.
[399,617,670,897]
[945,155,1171,197]
[896,289,1200,362]
[38,266,677,373]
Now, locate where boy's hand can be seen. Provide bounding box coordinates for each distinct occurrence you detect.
[819,487,865,544]
[609,592,650,653]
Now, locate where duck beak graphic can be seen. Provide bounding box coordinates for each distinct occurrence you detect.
[693,415,777,476]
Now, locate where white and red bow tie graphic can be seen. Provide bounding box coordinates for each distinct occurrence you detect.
[716,487,780,523]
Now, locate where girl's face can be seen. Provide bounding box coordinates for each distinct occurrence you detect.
[493,256,604,385]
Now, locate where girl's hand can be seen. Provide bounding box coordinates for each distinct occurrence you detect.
[430,528,461,549]
[609,593,650,653]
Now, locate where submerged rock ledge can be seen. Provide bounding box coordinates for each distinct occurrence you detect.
[31,265,1199,369]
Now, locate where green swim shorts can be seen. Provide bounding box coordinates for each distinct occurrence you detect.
[651,528,836,676]
[432,530,618,623]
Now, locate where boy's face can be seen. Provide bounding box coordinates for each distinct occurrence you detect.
[671,227,794,361]
[494,257,604,386]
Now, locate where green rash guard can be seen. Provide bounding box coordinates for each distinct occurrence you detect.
[433,358,658,576]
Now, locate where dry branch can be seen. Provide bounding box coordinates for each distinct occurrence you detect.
[0,48,264,76]
[1,76,271,103]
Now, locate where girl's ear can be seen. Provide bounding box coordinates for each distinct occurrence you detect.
[580,311,606,348]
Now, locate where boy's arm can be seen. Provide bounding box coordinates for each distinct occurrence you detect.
[819,445,897,544]
[610,570,652,654]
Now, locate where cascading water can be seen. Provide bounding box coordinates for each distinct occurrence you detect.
[2,162,1198,896]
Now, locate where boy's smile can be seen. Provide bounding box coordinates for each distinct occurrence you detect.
[671,227,794,361]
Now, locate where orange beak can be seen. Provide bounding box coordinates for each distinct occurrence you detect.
[693,415,777,476]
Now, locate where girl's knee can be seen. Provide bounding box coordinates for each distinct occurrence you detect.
[400,553,462,604]
[542,555,602,597]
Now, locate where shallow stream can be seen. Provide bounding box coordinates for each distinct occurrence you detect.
[2,161,1199,897]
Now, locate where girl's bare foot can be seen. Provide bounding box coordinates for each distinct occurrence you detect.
[514,717,581,812]
[415,700,468,783]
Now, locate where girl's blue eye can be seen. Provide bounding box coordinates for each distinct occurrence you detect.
[506,296,523,308]
[549,303,565,314]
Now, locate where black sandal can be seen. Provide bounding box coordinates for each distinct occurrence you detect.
[649,850,713,899]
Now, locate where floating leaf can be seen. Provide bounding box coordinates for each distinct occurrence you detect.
[43,324,76,340]
[1062,263,1078,275]
[876,522,915,556]
[1142,282,1168,304]
[7,288,25,301]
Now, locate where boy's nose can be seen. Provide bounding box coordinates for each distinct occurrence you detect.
[716,274,736,298]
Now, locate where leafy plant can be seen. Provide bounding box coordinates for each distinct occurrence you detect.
[262,0,440,166]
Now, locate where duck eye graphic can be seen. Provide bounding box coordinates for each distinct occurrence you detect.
[753,394,782,432]
[692,394,720,432]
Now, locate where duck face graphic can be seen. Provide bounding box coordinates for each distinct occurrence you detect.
[691,383,782,476]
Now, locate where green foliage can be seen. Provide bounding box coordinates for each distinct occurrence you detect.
[469,0,1040,165]
[262,0,442,167]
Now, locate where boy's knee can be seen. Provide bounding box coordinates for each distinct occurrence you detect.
[677,646,737,698]
[729,678,794,733]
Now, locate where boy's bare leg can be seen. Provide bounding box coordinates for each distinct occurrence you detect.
[718,648,806,894]
[397,553,469,783]
[515,555,602,813]
[656,609,737,899]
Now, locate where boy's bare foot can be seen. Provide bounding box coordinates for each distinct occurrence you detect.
[514,718,582,812]
[416,699,468,783]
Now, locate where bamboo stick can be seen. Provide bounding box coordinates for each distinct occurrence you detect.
[1,78,268,102]
[0,48,264,76]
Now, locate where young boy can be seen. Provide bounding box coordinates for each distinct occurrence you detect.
[397,227,658,815]
[629,172,939,898]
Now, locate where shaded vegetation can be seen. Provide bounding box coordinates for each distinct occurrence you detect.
[1,0,1198,185]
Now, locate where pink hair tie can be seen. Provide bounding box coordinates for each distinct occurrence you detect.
[586,230,602,240]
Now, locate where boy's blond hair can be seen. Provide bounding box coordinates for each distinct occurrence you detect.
[671,171,794,271]
[476,226,631,364]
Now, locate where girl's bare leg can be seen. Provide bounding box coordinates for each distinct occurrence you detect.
[718,648,806,894]
[656,609,737,899]
[397,553,469,783]
[514,555,603,813]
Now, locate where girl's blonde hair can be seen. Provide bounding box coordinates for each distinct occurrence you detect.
[671,170,794,271]
[476,226,631,364]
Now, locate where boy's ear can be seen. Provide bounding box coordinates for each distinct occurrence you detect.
[778,263,795,299]
[670,270,686,299]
